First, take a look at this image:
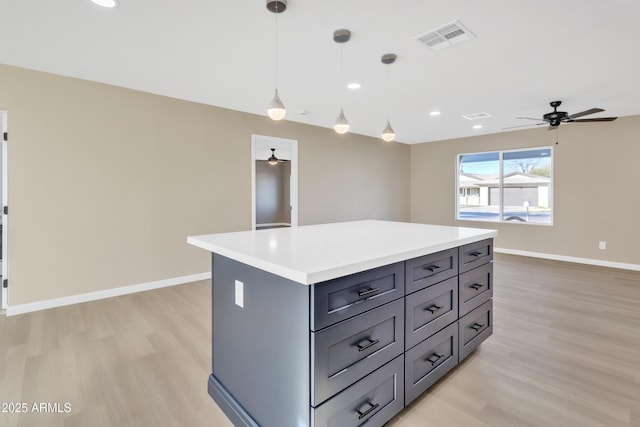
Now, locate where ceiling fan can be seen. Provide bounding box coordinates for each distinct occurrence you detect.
[505,101,618,129]
[267,148,289,165]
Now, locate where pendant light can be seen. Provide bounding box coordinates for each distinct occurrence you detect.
[333,29,351,134]
[381,120,395,142]
[268,148,279,165]
[266,0,287,121]
[381,53,397,142]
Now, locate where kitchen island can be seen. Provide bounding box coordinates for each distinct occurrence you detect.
[188,220,497,427]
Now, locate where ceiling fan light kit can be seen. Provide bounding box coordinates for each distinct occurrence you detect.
[268,148,279,165]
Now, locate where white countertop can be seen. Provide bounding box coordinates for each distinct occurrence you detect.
[188,220,497,285]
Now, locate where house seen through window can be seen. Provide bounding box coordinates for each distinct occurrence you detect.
[457,147,553,224]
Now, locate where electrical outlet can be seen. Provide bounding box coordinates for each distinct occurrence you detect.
[235,280,244,307]
[598,241,607,250]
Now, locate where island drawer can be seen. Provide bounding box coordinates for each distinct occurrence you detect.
[312,262,405,331]
[459,299,493,361]
[459,239,493,273]
[311,299,404,406]
[405,276,458,350]
[459,262,493,316]
[405,322,458,406]
[312,355,404,427]
[405,248,458,294]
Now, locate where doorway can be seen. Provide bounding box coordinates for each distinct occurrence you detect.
[251,135,298,230]
[1,110,7,311]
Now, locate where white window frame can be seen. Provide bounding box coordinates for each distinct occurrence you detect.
[455,146,554,226]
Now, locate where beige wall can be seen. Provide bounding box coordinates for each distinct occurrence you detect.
[411,117,640,265]
[0,64,410,306]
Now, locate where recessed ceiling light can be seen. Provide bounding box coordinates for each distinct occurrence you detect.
[91,0,119,8]
[473,124,483,129]
[298,110,310,115]
[347,82,361,90]
[429,111,441,116]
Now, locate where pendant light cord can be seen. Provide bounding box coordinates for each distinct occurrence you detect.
[340,44,344,106]
[275,3,279,89]
[386,65,391,120]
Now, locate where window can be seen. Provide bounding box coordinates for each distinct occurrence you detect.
[457,147,553,224]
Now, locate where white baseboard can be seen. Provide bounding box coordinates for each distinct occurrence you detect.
[5,272,211,317]
[256,222,291,228]
[7,249,637,316]
[494,247,640,272]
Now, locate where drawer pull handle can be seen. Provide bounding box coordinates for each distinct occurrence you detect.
[356,338,380,352]
[358,287,380,298]
[470,322,484,331]
[424,265,441,272]
[469,251,483,258]
[469,283,483,290]
[357,402,380,420]
[425,353,443,365]
[425,304,443,314]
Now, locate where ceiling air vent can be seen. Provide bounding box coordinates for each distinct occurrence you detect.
[462,112,492,120]
[415,20,475,51]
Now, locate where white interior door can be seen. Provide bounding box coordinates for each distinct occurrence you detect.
[1,110,7,310]
[251,135,298,230]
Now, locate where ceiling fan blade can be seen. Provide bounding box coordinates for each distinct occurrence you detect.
[566,117,618,123]
[503,122,546,130]
[515,117,544,121]
[566,108,604,119]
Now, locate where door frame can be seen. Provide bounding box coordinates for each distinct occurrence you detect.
[251,134,298,230]
[1,110,7,310]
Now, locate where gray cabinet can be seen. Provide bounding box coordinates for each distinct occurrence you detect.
[404,322,459,405]
[311,262,404,331]
[459,299,493,360]
[312,299,404,405]
[208,239,494,427]
[459,261,493,316]
[405,248,458,293]
[312,355,404,427]
[459,238,493,273]
[402,241,493,408]
[405,276,458,350]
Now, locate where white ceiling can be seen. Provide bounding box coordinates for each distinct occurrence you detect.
[1,0,639,144]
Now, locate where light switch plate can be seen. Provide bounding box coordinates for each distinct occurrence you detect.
[235,280,244,308]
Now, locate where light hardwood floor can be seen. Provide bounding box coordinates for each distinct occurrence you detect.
[1,254,639,427]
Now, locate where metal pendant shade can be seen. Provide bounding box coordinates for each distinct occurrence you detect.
[267,89,286,121]
[381,120,395,142]
[334,108,350,134]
